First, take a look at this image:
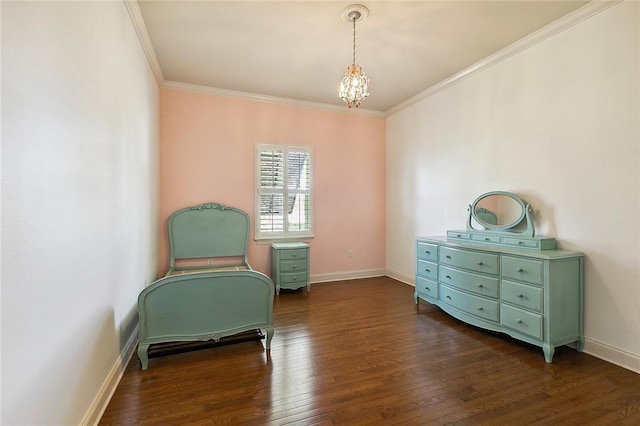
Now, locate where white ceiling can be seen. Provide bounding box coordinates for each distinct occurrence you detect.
[135,1,590,113]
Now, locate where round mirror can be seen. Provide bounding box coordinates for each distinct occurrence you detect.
[471,191,526,230]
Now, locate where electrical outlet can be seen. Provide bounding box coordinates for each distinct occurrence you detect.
[348,250,353,258]
[207,259,214,266]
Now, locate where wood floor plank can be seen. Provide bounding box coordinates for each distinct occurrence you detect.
[100,277,640,425]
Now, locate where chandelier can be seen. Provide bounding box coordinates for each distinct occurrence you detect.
[338,5,370,109]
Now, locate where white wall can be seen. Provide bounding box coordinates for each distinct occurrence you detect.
[2,1,159,424]
[386,1,639,371]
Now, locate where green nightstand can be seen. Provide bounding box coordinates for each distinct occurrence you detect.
[270,242,310,295]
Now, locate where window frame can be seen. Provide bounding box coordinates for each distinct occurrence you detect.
[255,143,314,241]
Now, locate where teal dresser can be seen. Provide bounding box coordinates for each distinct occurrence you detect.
[415,191,584,363]
[271,242,310,295]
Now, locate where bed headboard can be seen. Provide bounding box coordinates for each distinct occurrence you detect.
[167,202,250,271]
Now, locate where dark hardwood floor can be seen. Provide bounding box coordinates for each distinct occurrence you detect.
[100,277,640,425]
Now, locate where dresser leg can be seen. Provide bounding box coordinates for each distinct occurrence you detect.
[542,343,555,363]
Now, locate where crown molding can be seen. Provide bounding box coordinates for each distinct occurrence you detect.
[161,81,386,117]
[385,0,623,117]
[123,0,164,84]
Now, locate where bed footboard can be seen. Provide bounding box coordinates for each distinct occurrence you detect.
[137,270,275,370]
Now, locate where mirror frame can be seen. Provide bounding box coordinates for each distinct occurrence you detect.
[466,191,534,236]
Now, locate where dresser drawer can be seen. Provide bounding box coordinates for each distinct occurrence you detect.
[502,237,540,249]
[279,249,308,261]
[502,304,543,340]
[417,242,438,261]
[281,259,307,273]
[447,231,471,240]
[502,280,543,312]
[439,247,499,275]
[440,285,499,322]
[502,256,543,285]
[417,259,438,281]
[471,234,501,244]
[439,265,499,298]
[416,276,438,299]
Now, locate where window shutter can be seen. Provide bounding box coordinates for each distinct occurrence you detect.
[256,144,312,239]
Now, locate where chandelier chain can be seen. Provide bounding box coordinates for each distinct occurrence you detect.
[352,16,357,65]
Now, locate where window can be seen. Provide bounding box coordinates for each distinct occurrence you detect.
[256,144,313,240]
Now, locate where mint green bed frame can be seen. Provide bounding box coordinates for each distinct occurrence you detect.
[137,202,274,370]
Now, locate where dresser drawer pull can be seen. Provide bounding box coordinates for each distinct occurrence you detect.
[478,284,484,288]
[292,265,297,269]
[517,319,523,324]
[477,307,484,311]
[517,241,523,245]
[445,275,451,279]
[484,237,490,241]
[445,255,452,259]
[424,286,430,291]
[478,261,484,265]
[518,294,525,298]
[517,268,524,272]
[425,268,431,273]
[446,295,452,300]
[456,234,462,237]
[425,250,431,255]
[292,254,298,258]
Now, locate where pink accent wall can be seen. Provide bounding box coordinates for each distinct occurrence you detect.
[159,88,386,278]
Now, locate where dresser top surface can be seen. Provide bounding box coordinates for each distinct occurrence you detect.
[417,236,584,259]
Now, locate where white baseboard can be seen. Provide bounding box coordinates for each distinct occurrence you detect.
[385,269,414,286]
[584,338,640,374]
[81,324,139,426]
[310,268,386,283]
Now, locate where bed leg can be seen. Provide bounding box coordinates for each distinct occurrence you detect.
[265,326,274,350]
[138,343,150,370]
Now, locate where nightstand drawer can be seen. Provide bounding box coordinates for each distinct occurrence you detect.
[439,246,499,275]
[439,265,499,298]
[417,259,438,281]
[417,242,438,261]
[279,249,308,261]
[280,272,308,284]
[502,304,543,340]
[502,280,543,312]
[502,256,543,285]
[440,285,499,322]
[281,259,307,273]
